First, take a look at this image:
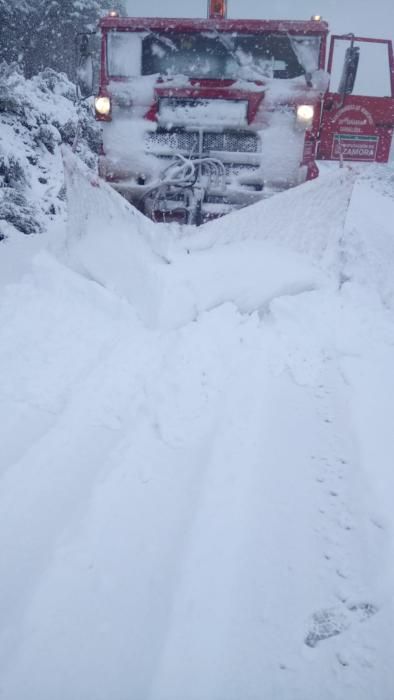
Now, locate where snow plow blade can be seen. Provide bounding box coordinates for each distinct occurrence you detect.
[62,150,394,330]
[62,147,169,326]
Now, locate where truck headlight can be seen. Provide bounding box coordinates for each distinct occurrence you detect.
[95,96,111,116]
[296,104,314,127]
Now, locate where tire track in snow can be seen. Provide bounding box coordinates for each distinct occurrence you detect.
[146,298,387,700]
[0,277,160,680]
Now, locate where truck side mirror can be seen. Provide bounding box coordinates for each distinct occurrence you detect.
[338,43,360,95]
[76,34,94,99]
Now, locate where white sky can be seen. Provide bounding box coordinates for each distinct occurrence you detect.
[125,0,394,41]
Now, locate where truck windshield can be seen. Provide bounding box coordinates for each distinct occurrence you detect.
[107,31,321,81]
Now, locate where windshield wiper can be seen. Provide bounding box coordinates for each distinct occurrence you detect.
[287,34,314,86]
[147,31,178,53]
[212,29,270,81]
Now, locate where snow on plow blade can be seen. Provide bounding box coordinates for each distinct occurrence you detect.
[63,149,386,329]
[342,172,394,305]
[62,147,168,326]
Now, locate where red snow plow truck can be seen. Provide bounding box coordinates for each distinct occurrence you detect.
[77,0,394,224]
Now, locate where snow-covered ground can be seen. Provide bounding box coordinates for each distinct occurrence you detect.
[1,152,394,699]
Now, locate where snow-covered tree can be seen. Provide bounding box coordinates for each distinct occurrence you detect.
[0,1,30,65]
[0,62,100,237]
[0,0,125,78]
[29,0,124,77]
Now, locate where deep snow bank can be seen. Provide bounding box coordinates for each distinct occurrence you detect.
[344,172,394,306]
[63,151,394,329]
[63,150,358,329]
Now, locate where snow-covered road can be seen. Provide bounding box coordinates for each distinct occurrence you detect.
[1,161,394,699]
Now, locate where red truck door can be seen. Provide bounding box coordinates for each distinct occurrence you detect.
[318,35,394,163]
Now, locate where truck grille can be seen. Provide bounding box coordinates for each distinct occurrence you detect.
[203,132,258,153]
[145,129,259,157]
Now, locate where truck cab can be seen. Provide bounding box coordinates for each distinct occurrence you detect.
[80,1,393,224]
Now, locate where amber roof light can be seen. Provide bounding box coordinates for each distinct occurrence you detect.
[208,0,227,19]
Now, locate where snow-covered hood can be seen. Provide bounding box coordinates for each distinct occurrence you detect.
[152,84,264,128]
[109,74,324,127]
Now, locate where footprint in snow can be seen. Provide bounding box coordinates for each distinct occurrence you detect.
[305,602,378,648]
